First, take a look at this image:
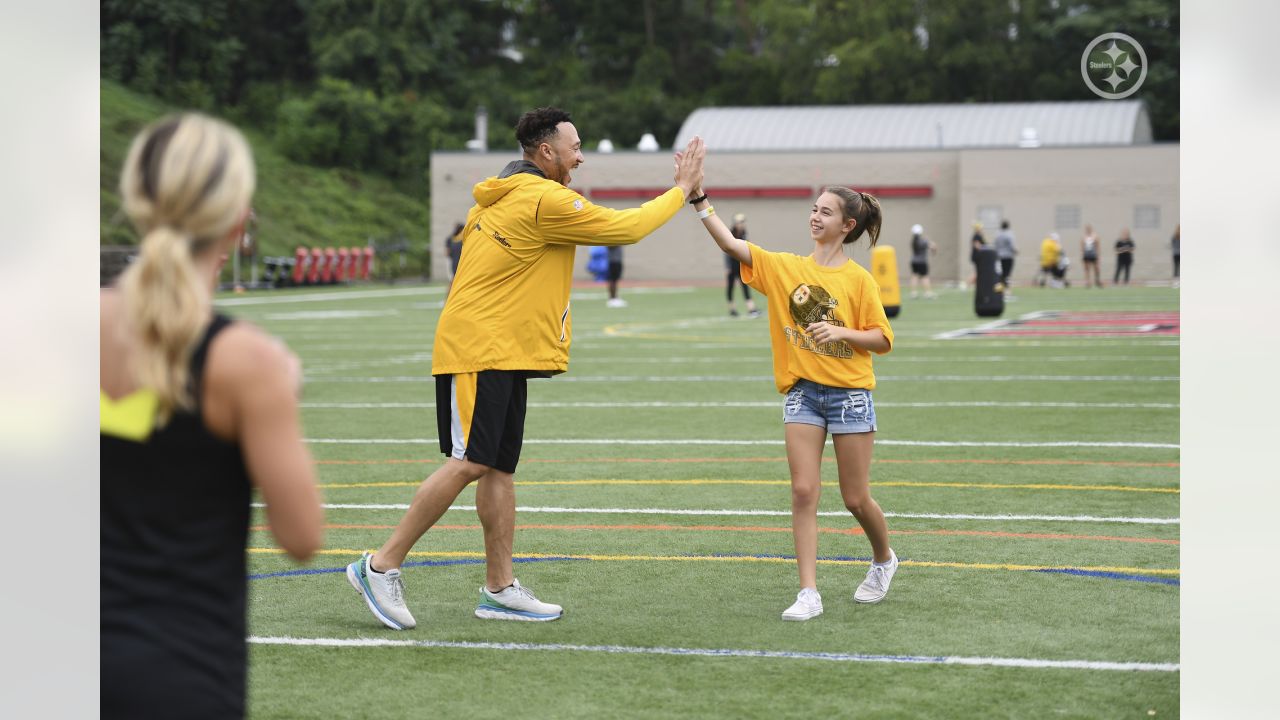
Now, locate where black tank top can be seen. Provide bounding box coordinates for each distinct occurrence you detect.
[101,314,252,719]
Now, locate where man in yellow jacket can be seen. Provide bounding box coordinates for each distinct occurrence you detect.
[347,107,705,628]
[1039,233,1065,288]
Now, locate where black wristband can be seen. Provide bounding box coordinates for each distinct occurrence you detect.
[688,193,708,205]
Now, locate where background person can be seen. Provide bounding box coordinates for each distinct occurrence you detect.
[1114,228,1136,285]
[1171,224,1180,286]
[101,113,323,719]
[1081,224,1102,288]
[689,180,898,622]
[444,221,465,298]
[606,244,626,307]
[346,107,705,629]
[966,221,987,288]
[726,213,761,317]
[1038,232,1065,288]
[993,220,1017,290]
[908,223,937,299]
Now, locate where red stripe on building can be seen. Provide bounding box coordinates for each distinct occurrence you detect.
[846,186,934,199]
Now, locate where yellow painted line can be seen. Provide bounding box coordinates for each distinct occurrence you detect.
[318,478,1178,494]
[320,481,423,489]
[251,548,1179,576]
[601,326,745,343]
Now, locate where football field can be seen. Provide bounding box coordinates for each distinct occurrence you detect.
[225,281,1180,719]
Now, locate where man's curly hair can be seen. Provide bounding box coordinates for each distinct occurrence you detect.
[516,107,572,154]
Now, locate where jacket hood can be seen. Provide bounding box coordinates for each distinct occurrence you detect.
[472,160,549,208]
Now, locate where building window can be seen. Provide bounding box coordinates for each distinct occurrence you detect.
[1055,205,1081,230]
[976,206,1002,235]
[1134,204,1161,229]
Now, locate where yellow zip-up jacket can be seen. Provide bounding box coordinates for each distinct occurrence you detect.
[431,161,685,376]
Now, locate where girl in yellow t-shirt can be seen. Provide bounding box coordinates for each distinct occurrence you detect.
[688,184,898,621]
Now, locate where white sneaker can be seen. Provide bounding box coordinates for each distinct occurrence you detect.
[781,588,823,621]
[855,550,899,604]
[347,553,417,630]
[475,579,562,621]
[606,298,628,308]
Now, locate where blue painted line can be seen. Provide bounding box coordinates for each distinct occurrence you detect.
[249,555,586,581]
[1033,568,1179,586]
[711,553,876,562]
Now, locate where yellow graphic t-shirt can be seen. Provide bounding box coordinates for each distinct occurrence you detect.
[741,242,894,393]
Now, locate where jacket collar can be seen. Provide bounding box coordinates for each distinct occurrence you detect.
[498,159,547,180]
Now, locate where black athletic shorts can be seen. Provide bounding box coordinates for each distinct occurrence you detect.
[435,370,528,474]
[606,260,623,282]
[910,261,929,277]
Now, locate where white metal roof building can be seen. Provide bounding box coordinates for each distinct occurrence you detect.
[432,100,1176,285]
[673,101,1152,151]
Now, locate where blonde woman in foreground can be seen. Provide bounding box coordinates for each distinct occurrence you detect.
[101,113,323,719]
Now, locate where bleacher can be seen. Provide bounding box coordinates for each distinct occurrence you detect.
[101,231,423,290]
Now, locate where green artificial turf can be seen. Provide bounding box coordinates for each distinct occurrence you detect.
[225,282,1180,718]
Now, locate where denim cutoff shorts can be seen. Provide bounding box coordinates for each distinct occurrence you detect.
[782,378,877,434]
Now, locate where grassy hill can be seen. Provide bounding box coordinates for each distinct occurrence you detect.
[100,80,430,276]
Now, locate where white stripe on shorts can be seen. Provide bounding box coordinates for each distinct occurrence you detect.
[448,376,466,461]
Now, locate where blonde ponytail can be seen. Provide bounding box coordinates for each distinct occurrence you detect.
[116,113,255,425]
[117,227,210,422]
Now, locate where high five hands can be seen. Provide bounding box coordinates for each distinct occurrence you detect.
[673,136,705,199]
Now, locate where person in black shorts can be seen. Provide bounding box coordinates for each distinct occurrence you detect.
[967,221,987,288]
[345,107,707,629]
[726,213,761,317]
[908,223,937,299]
[1114,228,1135,285]
[1081,224,1102,288]
[606,244,626,307]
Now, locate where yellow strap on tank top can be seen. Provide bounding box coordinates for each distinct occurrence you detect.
[100,389,160,442]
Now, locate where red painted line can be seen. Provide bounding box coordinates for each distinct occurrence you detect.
[1051,312,1178,320]
[257,522,1177,546]
[1019,318,1180,327]
[981,329,1180,336]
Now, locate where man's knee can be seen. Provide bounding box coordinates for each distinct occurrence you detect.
[448,457,491,484]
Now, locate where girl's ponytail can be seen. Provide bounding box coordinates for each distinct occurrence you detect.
[858,191,882,247]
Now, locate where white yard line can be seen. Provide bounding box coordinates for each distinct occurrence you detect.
[247,636,1177,672]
